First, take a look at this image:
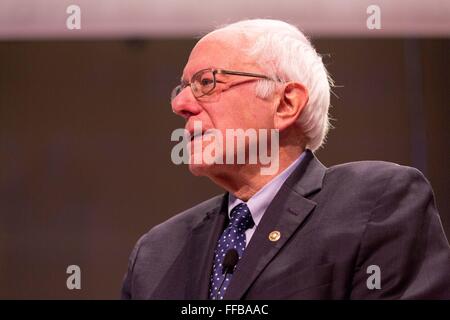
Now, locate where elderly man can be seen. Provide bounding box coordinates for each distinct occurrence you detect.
[121,19,450,299]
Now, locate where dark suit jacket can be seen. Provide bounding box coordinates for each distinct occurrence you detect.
[121,150,450,299]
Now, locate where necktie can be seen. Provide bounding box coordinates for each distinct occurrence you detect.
[209,203,255,299]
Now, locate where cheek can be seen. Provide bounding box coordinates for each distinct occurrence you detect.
[215,113,244,131]
[206,102,244,130]
[236,89,275,128]
[242,102,275,129]
[208,90,275,130]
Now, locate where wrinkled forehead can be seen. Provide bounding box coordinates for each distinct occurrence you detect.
[182,32,256,80]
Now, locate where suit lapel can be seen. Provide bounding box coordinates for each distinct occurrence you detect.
[224,150,326,299]
[184,196,228,299]
[150,195,227,299]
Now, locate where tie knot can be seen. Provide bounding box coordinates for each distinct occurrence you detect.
[229,203,255,230]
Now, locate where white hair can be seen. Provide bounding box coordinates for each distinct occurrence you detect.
[210,19,333,151]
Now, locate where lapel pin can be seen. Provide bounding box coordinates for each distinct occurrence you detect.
[268,231,281,242]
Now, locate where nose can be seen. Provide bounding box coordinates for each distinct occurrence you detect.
[171,86,202,119]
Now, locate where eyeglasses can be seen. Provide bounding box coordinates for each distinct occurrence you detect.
[170,68,276,100]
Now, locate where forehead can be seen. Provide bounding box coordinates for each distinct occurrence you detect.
[182,34,254,79]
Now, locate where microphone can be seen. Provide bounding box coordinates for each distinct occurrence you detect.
[215,249,239,300]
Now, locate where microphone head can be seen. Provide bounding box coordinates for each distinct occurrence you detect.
[222,249,239,274]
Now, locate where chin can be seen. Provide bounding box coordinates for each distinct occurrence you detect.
[187,143,222,177]
[188,161,223,178]
[188,162,209,176]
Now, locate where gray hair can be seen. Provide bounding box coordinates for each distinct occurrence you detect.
[211,19,333,151]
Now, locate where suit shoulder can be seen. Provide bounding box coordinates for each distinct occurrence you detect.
[137,194,225,246]
[326,160,428,185]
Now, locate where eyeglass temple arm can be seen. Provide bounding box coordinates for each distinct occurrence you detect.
[216,69,273,80]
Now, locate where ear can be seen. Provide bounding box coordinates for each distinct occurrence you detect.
[274,82,309,131]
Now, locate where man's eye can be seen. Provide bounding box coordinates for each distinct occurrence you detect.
[200,78,214,86]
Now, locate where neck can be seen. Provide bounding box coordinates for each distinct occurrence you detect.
[208,145,304,201]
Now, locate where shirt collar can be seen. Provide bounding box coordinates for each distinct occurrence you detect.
[228,152,305,227]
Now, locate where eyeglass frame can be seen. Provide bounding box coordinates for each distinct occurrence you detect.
[170,68,278,100]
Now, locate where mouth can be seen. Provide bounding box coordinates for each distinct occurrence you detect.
[190,131,205,142]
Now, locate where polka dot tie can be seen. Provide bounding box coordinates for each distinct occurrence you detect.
[209,203,255,300]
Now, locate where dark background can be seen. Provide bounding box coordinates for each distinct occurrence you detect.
[0,38,448,299]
